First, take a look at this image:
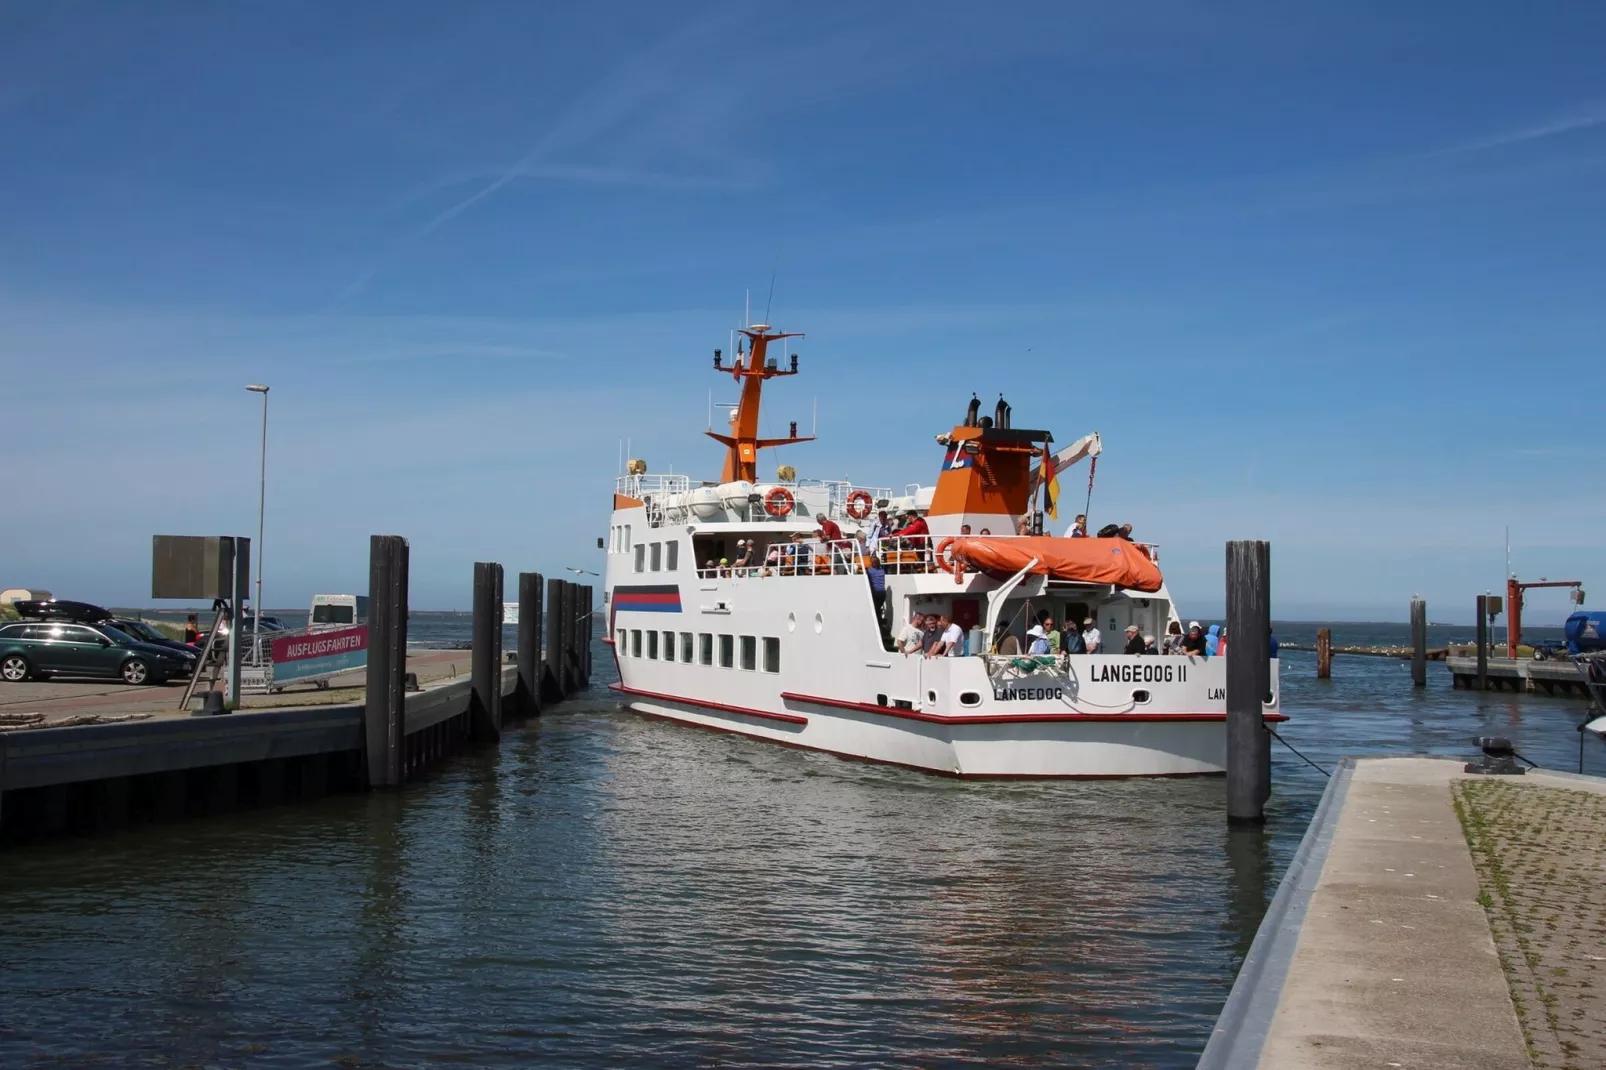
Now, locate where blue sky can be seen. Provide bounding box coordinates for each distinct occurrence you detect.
[2,1,1602,621]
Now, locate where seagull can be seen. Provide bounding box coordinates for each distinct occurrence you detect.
[566,567,599,576]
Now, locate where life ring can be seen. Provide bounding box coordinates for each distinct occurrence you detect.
[934,537,958,574]
[845,489,873,520]
[764,486,795,517]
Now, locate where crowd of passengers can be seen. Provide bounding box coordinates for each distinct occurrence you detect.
[694,509,1151,581]
[884,610,1278,659]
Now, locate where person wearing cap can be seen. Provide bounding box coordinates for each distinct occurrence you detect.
[891,510,929,539]
[1026,623,1052,655]
[1122,624,1146,655]
[1182,622,1207,656]
[1082,617,1102,654]
[731,539,753,574]
[866,509,894,554]
[718,557,731,577]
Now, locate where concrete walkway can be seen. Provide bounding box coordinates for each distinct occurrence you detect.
[0,648,476,726]
[1259,758,1530,1068]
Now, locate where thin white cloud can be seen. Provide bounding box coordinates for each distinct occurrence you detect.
[1432,99,1606,156]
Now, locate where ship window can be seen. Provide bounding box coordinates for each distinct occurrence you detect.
[699,633,713,665]
[662,630,675,661]
[718,634,734,668]
[762,637,780,673]
[959,690,982,707]
[650,543,662,572]
[666,541,679,571]
[616,628,626,652]
[680,632,693,662]
[634,544,645,572]
[739,635,756,671]
[630,630,642,657]
[647,631,658,659]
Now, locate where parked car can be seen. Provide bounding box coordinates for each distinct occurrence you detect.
[108,617,197,656]
[0,621,198,685]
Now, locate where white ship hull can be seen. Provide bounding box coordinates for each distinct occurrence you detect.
[605,569,1282,779]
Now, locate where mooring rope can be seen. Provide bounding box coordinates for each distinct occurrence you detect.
[1267,726,1330,778]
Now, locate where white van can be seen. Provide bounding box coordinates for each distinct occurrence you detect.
[308,593,370,632]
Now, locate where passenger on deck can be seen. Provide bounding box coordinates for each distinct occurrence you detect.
[702,559,717,578]
[1123,625,1146,655]
[1026,624,1052,655]
[1144,633,1158,654]
[993,622,1021,655]
[816,512,846,546]
[1037,611,1061,653]
[978,528,991,535]
[718,557,731,577]
[867,510,893,554]
[891,511,928,540]
[1161,620,1184,654]
[920,613,943,654]
[1016,517,1031,536]
[1061,620,1087,654]
[927,613,964,658]
[1183,622,1207,656]
[895,612,926,656]
[960,524,972,535]
[731,540,753,574]
[1070,514,1088,538]
[866,555,887,624]
[1217,627,1228,657]
[1082,617,1102,654]
[1205,624,1220,657]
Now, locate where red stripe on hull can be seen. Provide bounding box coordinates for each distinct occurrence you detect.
[607,685,1225,780]
[780,691,1289,725]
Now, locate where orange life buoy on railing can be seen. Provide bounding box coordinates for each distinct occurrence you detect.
[935,536,968,584]
[764,486,795,517]
[845,489,873,520]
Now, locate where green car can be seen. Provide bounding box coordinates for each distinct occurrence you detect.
[0,621,198,685]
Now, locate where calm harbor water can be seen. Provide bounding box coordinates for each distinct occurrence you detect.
[2,621,1598,1067]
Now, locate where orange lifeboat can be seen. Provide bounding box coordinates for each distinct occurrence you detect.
[946,536,1163,592]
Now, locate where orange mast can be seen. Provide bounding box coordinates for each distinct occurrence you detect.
[706,325,814,483]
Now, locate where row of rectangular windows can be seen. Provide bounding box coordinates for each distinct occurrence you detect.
[633,540,678,573]
[617,629,780,673]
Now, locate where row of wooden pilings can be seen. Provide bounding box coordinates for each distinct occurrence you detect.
[363,535,594,789]
[1311,598,1430,687]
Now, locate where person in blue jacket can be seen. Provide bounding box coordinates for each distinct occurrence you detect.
[1205,624,1221,657]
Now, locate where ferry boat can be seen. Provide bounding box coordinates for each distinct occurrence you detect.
[603,324,1283,777]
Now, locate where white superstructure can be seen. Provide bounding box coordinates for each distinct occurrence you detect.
[603,324,1282,777]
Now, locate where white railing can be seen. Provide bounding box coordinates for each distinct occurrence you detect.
[614,473,691,499]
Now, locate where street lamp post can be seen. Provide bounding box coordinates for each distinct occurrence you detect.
[246,384,270,661]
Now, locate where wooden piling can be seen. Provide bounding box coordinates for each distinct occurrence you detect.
[1225,540,1272,823]
[470,562,504,741]
[558,580,576,695]
[364,534,409,788]
[517,571,544,717]
[1315,627,1332,679]
[580,584,593,687]
[1476,595,1489,692]
[543,576,564,700]
[1410,599,1427,688]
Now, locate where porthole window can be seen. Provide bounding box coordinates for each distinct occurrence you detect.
[786,612,796,633]
[927,690,937,704]
[813,613,823,634]
[959,691,982,708]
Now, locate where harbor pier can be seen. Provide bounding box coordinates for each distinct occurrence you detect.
[0,538,596,845]
[1200,757,1606,1068]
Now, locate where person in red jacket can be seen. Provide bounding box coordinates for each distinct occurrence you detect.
[891,512,928,539]
[815,512,847,546]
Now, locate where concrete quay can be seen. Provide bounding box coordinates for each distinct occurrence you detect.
[1201,757,1606,1069]
[1446,656,1593,698]
[0,564,598,844]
